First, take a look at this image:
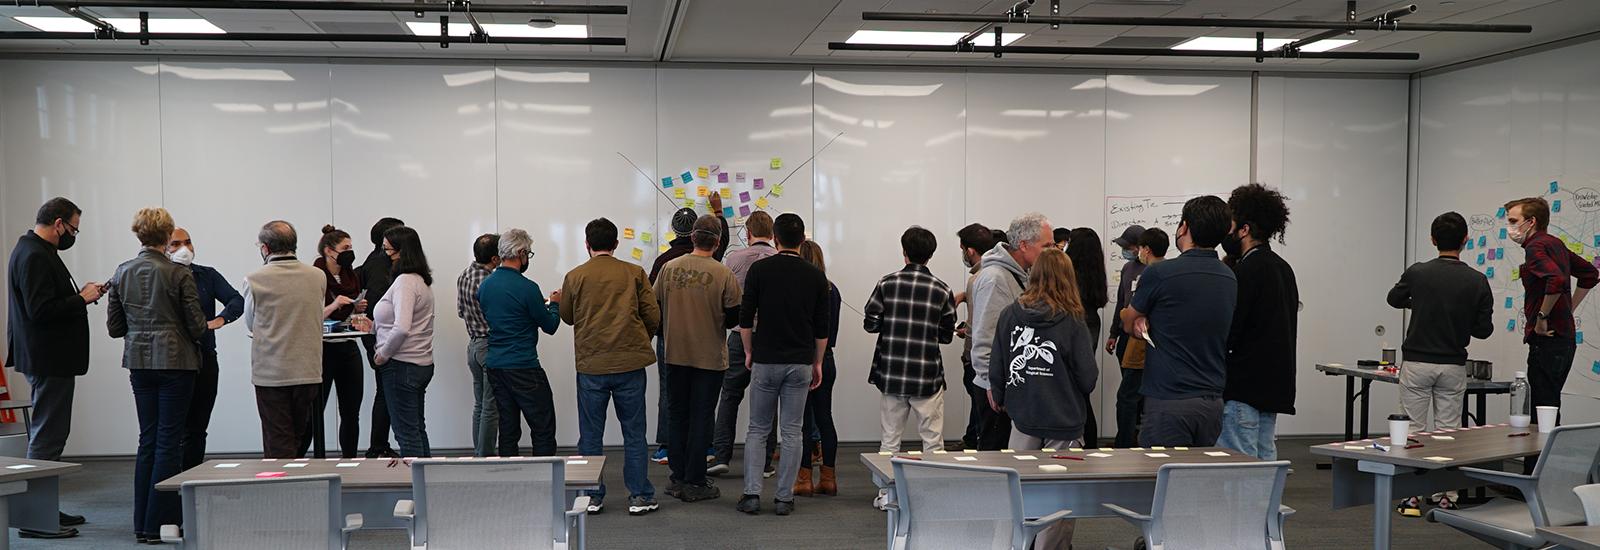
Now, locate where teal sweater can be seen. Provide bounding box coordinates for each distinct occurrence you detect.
[478,267,560,369]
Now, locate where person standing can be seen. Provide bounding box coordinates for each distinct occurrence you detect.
[357,216,405,458]
[1505,197,1597,418]
[735,214,831,517]
[371,226,436,458]
[647,202,728,466]
[1216,184,1300,460]
[1121,196,1237,447]
[242,220,327,459]
[709,211,779,476]
[5,197,99,538]
[970,213,1055,450]
[1107,224,1148,448]
[165,228,244,470]
[478,229,562,460]
[796,240,841,497]
[457,233,501,457]
[1387,212,1494,514]
[864,227,957,455]
[654,215,741,503]
[953,223,994,450]
[1116,229,1168,447]
[304,225,367,459]
[559,218,661,516]
[1063,227,1108,448]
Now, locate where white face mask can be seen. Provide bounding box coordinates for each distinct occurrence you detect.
[168,246,195,266]
[1508,219,1534,245]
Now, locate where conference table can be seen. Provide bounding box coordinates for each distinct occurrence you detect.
[860,447,1260,550]
[1538,525,1600,550]
[1309,423,1544,550]
[0,456,81,550]
[1315,362,1511,441]
[157,456,604,530]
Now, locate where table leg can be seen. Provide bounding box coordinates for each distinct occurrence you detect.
[1372,468,1393,550]
[1359,379,1373,440]
[1476,393,1487,427]
[0,492,9,550]
[1344,375,1356,441]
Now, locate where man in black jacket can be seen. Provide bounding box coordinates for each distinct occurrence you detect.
[1217,184,1299,461]
[357,217,404,458]
[6,197,102,538]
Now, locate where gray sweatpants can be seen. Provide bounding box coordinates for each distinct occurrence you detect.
[1400,361,1466,432]
[743,363,812,501]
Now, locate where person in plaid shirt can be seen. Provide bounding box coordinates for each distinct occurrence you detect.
[456,233,501,457]
[1506,197,1598,416]
[864,226,958,452]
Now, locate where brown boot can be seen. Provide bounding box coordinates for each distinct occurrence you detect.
[794,467,814,497]
[817,465,838,496]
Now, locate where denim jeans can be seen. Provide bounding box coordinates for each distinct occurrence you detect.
[379,360,433,458]
[743,363,812,501]
[488,368,557,457]
[577,369,654,500]
[132,370,195,536]
[1217,400,1278,460]
[467,337,497,457]
[712,333,776,467]
[665,364,722,486]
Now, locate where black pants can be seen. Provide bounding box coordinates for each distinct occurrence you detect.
[182,352,220,470]
[1139,396,1223,447]
[976,395,1012,451]
[960,348,984,448]
[1114,367,1145,448]
[254,384,319,459]
[24,374,75,462]
[1528,335,1577,411]
[488,368,558,457]
[802,350,838,468]
[360,335,395,454]
[665,364,722,486]
[131,370,193,536]
[302,341,365,458]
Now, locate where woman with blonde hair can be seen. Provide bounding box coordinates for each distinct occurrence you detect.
[107,207,207,543]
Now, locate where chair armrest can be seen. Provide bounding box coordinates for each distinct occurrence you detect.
[159,524,182,544]
[1460,467,1539,494]
[1023,509,1073,528]
[343,513,364,533]
[393,499,415,520]
[1279,505,1296,518]
[567,496,591,518]
[1102,503,1152,526]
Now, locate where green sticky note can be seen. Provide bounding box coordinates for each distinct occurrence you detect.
[641,232,653,243]
[770,157,782,170]
[771,184,784,197]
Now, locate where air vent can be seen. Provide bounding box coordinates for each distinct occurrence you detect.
[310,21,407,34]
[1095,36,1187,49]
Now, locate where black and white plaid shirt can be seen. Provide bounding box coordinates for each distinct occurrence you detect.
[864,264,958,397]
[456,262,493,339]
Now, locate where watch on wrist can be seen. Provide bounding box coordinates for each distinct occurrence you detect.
[1537,311,1550,320]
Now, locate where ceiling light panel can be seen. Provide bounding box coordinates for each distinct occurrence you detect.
[13,16,226,33]
[1173,36,1354,52]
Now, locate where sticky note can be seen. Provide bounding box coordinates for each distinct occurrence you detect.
[723,207,736,218]
[1477,253,1485,265]
[1466,240,1475,250]
[1098,448,1113,452]
[214,463,240,469]
[683,199,695,209]
[962,449,977,454]
[1131,447,1143,451]
[719,188,732,200]
[1506,297,1514,309]
[954,456,978,461]
[1204,451,1230,457]
[753,178,765,190]
[770,157,782,170]
[659,244,670,254]
[933,450,948,454]
[255,472,287,478]
[1487,249,1496,260]
[697,186,709,197]
[1038,464,1069,472]
[1580,332,1586,344]
[1151,446,1166,451]
[1594,235,1600,247]
[1146,453,1171,458]
[756,197,770,209]
[261,459,278,462]
[709,164,720,174]
[907,450,922,456]
[1497,207,1507,218]
[1013,455,1038,461]
[1496,229,1505,240]
[772,184,784,197]
[641,232,653,243]
[1552,181,1560,193]
[1431,435,1455,440]
[736,172,746,182]
[718,172,729,184]
[1487,267,1495,278]
[1513,267,1520,280]
[1175,447,1189,451]
[877,451,892,455]
[1571,241,1586,254]
[1482,235,1490,246]
[293,458,309,462]
[631,247,643,260]
[6,464,36,470]
[681,171,693,184]
[284,463,307,468]
[1000,449,1015,453]
[1068,448,1083,452]
[336,462,360,468]
[566,459,590,465]
[739,205,752,217]
[1424,456,1453,462]
[623,228,635,240]
[661,176,673,188]
[1592,360,1600,374]
[674,188,685,199]
[1507,318,1518,332]
[1554,200,1563,213]
[697,166,708,178]
[739,191,752,203]
[1040,448,1057,453]
[1087,452,1113,458]
[1343,445,1367,450]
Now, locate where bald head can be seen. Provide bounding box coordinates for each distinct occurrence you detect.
[167,227,193,255]
[258,220,298,255]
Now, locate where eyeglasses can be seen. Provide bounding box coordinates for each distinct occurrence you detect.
[62,220,79,236]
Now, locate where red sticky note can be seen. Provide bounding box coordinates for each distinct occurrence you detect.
[255,471,287,478]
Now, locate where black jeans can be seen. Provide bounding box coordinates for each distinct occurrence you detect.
[655,339,673,451]
[711,332,775,467]
[132,370,194,536]
[977,398,1012,451]
[960,347,984,448]
[1527,335,1578,411]
[302,342,365,458]
[665,364,722,486]
[360,335,395,453]
[24,374,75,462]
[802,350,838,468]
[182,352,220,470]
[489,368,558,457]
[1114,367,1145,448]
[1140,396,1223,447]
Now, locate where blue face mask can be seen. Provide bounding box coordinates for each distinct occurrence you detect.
[1121,249,1137,261]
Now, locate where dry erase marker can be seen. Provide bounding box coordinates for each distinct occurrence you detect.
[1051,455,1084,461]
[1404,443,1425,450]
[1508,432,1531,438]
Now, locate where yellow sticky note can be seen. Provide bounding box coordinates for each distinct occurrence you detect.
[771,184,784,197]
[623,228,636,240]
[674,188,685,199]
[697,186,709,197]
[697,166,709,178]
[630,247,643,260]
[659,244,670,254]
[1570,240,1584,254]
[756,197,770,209]
[719,188,732,200]
[1512,267,1520,280]
[683,199,695,209]
[641,232,653,243]
[770,157,782,170]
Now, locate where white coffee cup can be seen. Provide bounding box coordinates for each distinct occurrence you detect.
[1388,414,1411,447]
[1536,406,1559,433]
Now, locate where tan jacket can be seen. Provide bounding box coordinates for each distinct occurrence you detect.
[243,256,327,387]
[560,254,660,375]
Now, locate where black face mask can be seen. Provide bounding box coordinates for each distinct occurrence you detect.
[1221,232,1243,258]
[336,250,356,269]
[516,261,529,274]
[56,231,76,251]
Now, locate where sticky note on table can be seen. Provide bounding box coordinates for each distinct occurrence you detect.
[756,197,770,209]
[1150,446,1166,451]
[1013,455,1038,461]
[753,178,765,190]
[770,157,782,170]
[1038,464,1069,472]
[661,176,673,188]
[255,472,287,478]
[1431,435,1455,440]
[962,449,977,454]
[1343,445,1367,450]
[1087,452,1113,458]
[739,205,752,217]
[907,451,922,456]
[723,207,736,218]
[1098,448,1113,452]
[932,450,948,454]
[719,188,732,200]
[878,451,891,456]
[1145,453,1171,458]
[954,456,978,461]
[1174,447,1189,451]
[1000,449,1015,453]
[1130,447,1143,451]
[696,186,709,197]
[772,184,784,197]
[284,463,308,468]
[6,464,36,470]
[681,171,694,184]
[1424,456,1453,462]
[697,166,709,178]
[1204,451,1230,457]
[739,191,752,203]
[214,463,240,469]
[736,172,746,182]
[1040,448,1056,453]
[623,228,635,240]
[631,247,643,260]
[336,462,360,468]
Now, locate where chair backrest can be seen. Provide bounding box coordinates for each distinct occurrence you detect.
[411,457,566,550]
[1573,484,1600,525]
[1532,423,1600,527]
[1148,461,1291,550]
[891,458,1025,550]
[180,474,344,550]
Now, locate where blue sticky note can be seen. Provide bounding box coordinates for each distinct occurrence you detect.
[723,206,735,218]
[1593,360,1600,375]
[1554,200,1563,212]
[1497,207,1507,219]
[1496,247,1504,259]
[1594,235,1599,247]
[1487,266,1495,278]
[1477,253,1486,265]
[1551,181,1560,194]
[680,171,694,184]
[1467,240,1476,250]
[1505,297,1514,309]
[661,176,673,188]
[1497,229,1505,240]
[1508,319,1518,332]
[1580,331,1586,344]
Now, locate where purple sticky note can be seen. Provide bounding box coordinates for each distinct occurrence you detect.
[739,191,751,202]
[718,172,729,184]
[739,205,752,217]
[753,178,765,190]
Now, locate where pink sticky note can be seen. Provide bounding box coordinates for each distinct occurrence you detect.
[753,178,765,190]
[736,172,747,182]
[718,172,729,183]
[739,191,751,202]
[255,471,287,478]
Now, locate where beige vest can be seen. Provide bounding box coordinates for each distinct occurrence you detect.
[246,257,326,387]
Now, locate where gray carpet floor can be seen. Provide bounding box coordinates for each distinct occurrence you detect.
[10,437,1485,549]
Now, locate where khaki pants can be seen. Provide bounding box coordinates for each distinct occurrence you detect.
[879,390,945,452]
[1399,361,1467,432]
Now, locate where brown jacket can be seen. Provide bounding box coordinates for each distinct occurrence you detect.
[560,254,660,375]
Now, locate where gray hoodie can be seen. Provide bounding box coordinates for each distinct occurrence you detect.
[969,242,1027,390]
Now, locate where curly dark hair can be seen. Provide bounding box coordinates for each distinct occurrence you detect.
[1227,183,1291,244]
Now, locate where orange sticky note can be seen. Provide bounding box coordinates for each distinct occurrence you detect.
[623,228,636,240]
[697,186,709,197]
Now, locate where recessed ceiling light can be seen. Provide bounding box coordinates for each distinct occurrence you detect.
[1173,36,1354,53]
[846,30,1025,46]
[12,16,225,33]
[404,21,587,38]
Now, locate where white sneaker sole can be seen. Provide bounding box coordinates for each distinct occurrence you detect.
[628,503,659,515]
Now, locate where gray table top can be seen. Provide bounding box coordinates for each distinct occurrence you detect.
[0,456,81,483]
[861,447,1261,482]
[1538,526,1600,550]
[157,457,604,492]
[0,399,31,411]
[1316,362,1511,391]
[1309,423,1544,469]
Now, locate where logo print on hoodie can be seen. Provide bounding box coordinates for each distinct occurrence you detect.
[1006,325,1057,387]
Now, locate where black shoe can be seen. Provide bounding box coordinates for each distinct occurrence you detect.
[664,481,684,499]
[736,494,761,514]
[681,481,721,502]
[20,528,79,539]
[774,499,795,516]
[59,511,86,526]
[627,495,659,516]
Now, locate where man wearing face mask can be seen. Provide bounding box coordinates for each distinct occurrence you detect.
[241,220,327,458]
[165,228,244,470]
[6,197,100,538]
[1110,225,1152,448]
[1505,197,1598,422]
[478,229,563,460]
[952,223,994,450]
[1217,184,1299,460]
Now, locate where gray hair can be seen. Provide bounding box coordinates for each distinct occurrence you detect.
[258,220,297,254]
[498,228,533,259]
[1007,212,1049,246]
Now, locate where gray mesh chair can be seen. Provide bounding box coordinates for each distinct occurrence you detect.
[1103,461,1294,550]
[1427,422,1600,550]
[1575,484,1600,525]
[394,457,589,550]
[158,473,362,549]
[885,457,1071,550]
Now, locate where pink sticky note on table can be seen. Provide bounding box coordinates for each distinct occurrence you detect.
[753,178,765,190]
[255,471,287,478]
[739,191,751,202]
[718,172,729,183]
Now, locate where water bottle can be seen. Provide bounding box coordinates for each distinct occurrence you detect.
[1509,371,1531,428]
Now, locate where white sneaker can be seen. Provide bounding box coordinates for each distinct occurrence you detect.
[707,463,730,475]
[873,489,890,511]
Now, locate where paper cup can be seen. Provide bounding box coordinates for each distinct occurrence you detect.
[1388,414,1410,446]
[1536,406,1559,433]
